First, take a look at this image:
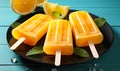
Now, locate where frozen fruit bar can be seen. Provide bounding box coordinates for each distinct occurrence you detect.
[69,11,103,47]
[43,19,73,55]
[12,14,53,46]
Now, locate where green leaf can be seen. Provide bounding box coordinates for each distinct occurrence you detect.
[11,22,20,28]
[52,11,62,18]
[94,18,106,28]
[74,47,89,57]
[26,46,43,56]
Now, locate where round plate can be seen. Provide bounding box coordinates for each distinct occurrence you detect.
[6,8,114,65]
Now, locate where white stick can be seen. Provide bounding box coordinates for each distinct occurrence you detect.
[54,50,61,66]
[88,40,99,59]
[10,37,26,50]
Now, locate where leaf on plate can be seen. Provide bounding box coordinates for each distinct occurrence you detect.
[52,11,62,18]
[11,22,20,28]
[94,18,106,28]
[26,46,43,56]
[74,47,89,57]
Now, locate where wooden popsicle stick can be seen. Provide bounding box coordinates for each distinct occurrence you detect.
[88,40,99,59]
[54,50,61,66]
[10,37,26,50]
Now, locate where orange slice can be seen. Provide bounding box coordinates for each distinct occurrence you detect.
[37,0,47,6]
[10,0,37,15]
[43,1,69,19]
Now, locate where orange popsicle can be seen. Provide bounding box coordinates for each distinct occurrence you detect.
[11,14,53,50]
[69,11,103,58]
[43,19,73,66]
[43,19,73,55]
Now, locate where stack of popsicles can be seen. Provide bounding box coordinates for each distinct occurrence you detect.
[11,11,103,66]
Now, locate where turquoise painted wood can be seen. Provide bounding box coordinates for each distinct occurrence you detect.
[49,0,120,8]
[0,27,9,44]
[0,8,19,26]
[0,0,120,71]
[0,66,30,71]
[0,45,22,64]
[1,0,120,7]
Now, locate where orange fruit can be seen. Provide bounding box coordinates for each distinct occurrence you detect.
[37,0,47,6]
[43,1,69,19]
[10,0,37,15]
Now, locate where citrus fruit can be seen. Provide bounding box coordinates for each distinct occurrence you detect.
[37,0,47,6]
[43,1,69,19]
[10,0,37,15]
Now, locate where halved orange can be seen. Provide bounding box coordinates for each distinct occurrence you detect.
[43,1,69,19]
[10,0,37,15]
[37,0,47,6]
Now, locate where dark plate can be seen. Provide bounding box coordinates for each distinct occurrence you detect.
[6,8,114,65]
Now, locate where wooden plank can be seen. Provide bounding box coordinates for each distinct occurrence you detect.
[0,0,120,8]
[0,64,120,71]
[0,27,9,44]
[49,0,120,8]
[0,0,9,7]
[0,65,55,71]
[0,45,22,64]
[0,66,27,71]
[0,65,120,71]
[0,8,19,26]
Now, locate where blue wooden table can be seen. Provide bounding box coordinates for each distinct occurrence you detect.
[0,0,120,71]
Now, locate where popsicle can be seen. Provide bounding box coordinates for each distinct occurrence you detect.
[43,19,73,66]
[11,14,53,50]
[69,11,103,58]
